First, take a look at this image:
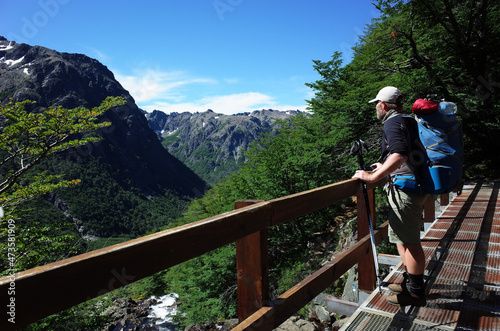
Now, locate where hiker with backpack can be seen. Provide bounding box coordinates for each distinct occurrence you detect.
[352,86,429,307]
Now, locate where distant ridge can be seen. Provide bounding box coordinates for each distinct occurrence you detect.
[145,108,302,184]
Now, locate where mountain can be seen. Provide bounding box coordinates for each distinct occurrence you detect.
[145,109,301,184]
[0,37,209,237]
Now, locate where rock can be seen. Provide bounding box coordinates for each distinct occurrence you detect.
[102,298,140,327]
[331,317,350,331]
[100,296,176,331]
[183,318,238,331]
[295,318,318,331]
[274,316,319,331]
[315,306,331,324]
[341,265,359,304]
[184,322,216,331]
[218,319,239,330]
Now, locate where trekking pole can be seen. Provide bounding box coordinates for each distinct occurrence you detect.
[350,138,381,291]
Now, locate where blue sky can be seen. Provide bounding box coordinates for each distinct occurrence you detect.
[1,0,379,115]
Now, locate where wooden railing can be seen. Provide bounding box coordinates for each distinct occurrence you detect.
[0,178,395,330]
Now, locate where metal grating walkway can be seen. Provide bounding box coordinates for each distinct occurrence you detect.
[340,181,500,331]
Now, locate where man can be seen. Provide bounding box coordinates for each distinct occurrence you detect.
[352,86,428,307]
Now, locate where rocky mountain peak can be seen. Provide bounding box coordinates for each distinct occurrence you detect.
[1,37,127,109]
[145,108,302,184]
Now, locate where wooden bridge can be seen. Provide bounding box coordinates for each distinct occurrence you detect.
[340,181,500,330]
[0,179,498,330]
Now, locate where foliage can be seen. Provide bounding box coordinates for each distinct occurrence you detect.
[244,115,338,196]
[305,53,382,169]
[21,297,113,331]
[0,215,84,275]
[164,137,243,186]
[113,270,169,301]
[165,245,237,327]
[53,157,185,237]
[85,235,134,252]
[275,260,310,295]
[0,95,197,328]
[0,97,124,274]
[0,97,125,208]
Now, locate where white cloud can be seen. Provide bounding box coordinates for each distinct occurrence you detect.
[115,68,216,103]
[113,67,307,115]
[141,92,307,115]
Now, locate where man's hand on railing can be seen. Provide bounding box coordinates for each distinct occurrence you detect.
[353,152,408,184]
[352,163,380,183]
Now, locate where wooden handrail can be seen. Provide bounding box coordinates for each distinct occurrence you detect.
[234,221,389,330]
[0,178,385,330]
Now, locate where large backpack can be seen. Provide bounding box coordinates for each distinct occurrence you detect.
[412,99,463,194]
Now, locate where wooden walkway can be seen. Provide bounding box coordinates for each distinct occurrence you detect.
[340,181,500,330]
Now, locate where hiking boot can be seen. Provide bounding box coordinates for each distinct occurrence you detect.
[387,272,408,294]
[388,283,404,294]
[386,290,427,307]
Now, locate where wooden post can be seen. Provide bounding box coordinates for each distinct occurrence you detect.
[235,200,269,323]
[357,188,376,291]
[424,195,435,223]
[440,193,449,206]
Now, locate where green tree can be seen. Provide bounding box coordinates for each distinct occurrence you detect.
[304,52,381,162]
[0,96,125,274]
[166,245,237,326]
[0,96,125,209]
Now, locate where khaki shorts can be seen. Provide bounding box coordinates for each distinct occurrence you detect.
[385,185,429,245]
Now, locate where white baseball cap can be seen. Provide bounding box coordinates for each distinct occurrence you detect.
[369,86,402,103]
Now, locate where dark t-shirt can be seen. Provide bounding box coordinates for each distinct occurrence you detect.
[381,114,427,178]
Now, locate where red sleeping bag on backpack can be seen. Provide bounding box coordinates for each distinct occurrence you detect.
[412,99,439,115]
